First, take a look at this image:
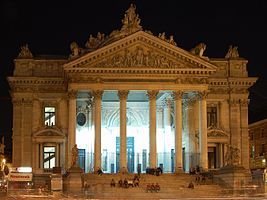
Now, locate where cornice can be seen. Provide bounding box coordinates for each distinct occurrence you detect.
[64,31,218,73]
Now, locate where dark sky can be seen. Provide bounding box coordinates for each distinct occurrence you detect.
[1,0,267,152]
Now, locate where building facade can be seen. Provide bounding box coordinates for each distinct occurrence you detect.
[249,119,267,170]
[8,5,257,175]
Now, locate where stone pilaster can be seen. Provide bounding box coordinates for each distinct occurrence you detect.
[240,99,249,169]
[229,98,241,163]
[118,90,129,173]
[172,91,183,173]
[68,90,77,168]
[199,91,208,170]
[147,90,158,168]
[92,90,103,172]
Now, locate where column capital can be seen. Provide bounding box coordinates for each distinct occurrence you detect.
[118,90,129,100]
[147,90,159,100]
[92,90,103,100]
[172,91,183,100]
[240,99,250,107]
[198,90,209,100]
[68,90,77,99]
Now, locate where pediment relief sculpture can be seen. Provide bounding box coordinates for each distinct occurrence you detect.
[34,125,65,137]
[207,125,228,137]
[93,46,185,69]
[17,44,33,59]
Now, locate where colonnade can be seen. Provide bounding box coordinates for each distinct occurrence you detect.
[67,89,208,172]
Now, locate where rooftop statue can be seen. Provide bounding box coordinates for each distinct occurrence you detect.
[69,42,82,59]
[17,44,33,59]
[121,4,142,34]
[225,45,239,58]
[190,43,206,57]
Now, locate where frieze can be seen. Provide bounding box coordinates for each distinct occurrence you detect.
[93,46,184,69]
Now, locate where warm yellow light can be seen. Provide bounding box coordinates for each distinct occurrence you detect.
[2,159,6,164]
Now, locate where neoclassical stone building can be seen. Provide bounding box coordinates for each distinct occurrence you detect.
[8,4,256,174]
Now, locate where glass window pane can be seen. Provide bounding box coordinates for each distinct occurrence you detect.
[44,147,55,152]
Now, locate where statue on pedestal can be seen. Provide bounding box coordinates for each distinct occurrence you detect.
[71,144,79,167]
[225,144,240,166]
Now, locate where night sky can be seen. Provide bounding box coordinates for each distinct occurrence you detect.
[1,0,267,155]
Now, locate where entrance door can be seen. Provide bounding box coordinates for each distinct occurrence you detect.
[78,149,85,172]
[116,136,135,173]
[208,147,216,169]
[127,137,135,172]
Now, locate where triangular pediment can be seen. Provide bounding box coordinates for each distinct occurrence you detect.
[64,31,218,74]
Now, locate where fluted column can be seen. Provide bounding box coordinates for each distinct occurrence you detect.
[173,91,183,173]
[147,90,158,168]
[93,90,103,172]
[118,90,129,173]
[68,90,77,168]
[199,91,208,170]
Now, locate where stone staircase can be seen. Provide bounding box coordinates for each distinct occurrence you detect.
[82,173,223,199]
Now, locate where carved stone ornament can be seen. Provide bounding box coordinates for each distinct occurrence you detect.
[225,45,239,59]
[207,125,228,137]
[190,43,206,57]
[92,90,103,100]
[94,46,183,68]
[69,42,84,59]
[146,90,159,100]
[172,91,183,100]
[225,144,240,166]
[85,32,106,49]
[158,33,177,46]
[198,91,209,100]
[121,4,142,34]
[68,90,77,99]
[118,90,129,100]
[17,44,33,59]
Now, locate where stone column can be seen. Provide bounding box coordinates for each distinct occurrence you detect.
[68,90,77,168]
[199,91,208,170]
[173,91,183,173]
[118,90,129,173]
[147,90,158,168]
[93,90,103,172]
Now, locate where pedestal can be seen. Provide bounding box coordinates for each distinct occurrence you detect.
[214,165,252,195]
[63,166,83,193]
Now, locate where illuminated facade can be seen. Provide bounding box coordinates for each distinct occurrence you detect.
[8,4,256,174]
[249,119,267,169]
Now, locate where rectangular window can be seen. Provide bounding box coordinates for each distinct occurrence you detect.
[207,106,217,127]
[44,107,55,126]
[43,146,56,169]
[261,129,264,138]
[261,144,265,156]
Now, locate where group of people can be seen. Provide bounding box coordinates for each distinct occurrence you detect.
[189,165,200,175]
[111,175,140,188]
[146,183,160,192]
[146,167,163,176]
